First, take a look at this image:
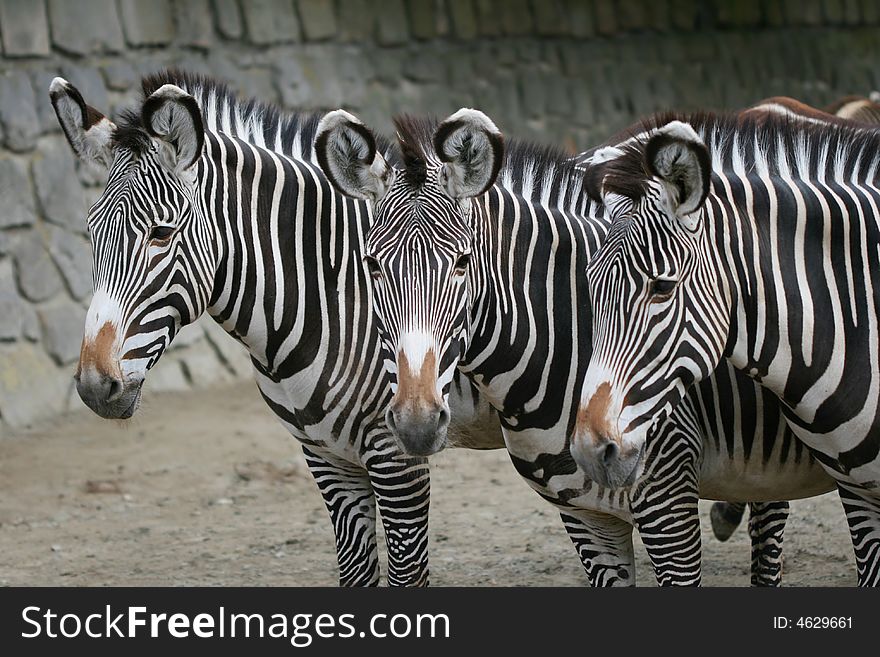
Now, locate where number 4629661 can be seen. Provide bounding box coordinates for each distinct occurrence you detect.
[796,617,852,629]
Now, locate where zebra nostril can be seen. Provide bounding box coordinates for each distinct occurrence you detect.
[437,408,450,431]
[601,441,619,466]
[106,377,123,402]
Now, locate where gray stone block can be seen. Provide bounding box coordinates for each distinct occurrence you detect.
[377,0,409,45]
[46,225,92,301]
[594,0,616,35]
[33,137,89,234]
[276,49,344,109]
[213,0,244,38]
[0,157,36,229]
[38,300,85,365]
[175,0,215,48]
[448,0,477,39]
[564,0,595,37]
[618,0,651,30]
[670,0,697,30]
[13,231,63,303]
[0,71,40,152]
[404,47,447,82]
[407,0,437,40]
[532,0,567,35]
[242,0,300,44]
[337,0,374,41]
[500,0,532,35]
[103,60,138,92]
[48,0,125,54]
[0,342,70,428]
[0,0,50,56]
[0,259,25,340]
[298,0,337,40]
[474,0,501,36]
[863,0,880,24]
[371,48,405,84]
[119,0,175,46]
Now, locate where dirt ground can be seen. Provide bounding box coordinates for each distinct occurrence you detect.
[0,382,857,587]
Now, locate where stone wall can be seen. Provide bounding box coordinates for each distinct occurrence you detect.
[1,0,880,431]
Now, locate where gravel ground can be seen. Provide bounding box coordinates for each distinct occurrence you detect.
[0,382,857,586]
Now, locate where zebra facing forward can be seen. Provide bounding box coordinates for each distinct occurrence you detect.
[50,70,508,587]
[314,108,833,586]
[576,109,880,585]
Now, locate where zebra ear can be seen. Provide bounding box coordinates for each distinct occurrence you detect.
[142,84,205,177]
[49,77,116,168]
[315,110,392,202]
[645,121,711,228]
[433,108,504,199]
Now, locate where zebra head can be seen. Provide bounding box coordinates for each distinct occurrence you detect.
[573,121,727,487]
[316,109,503,455]
[50,78,212,419]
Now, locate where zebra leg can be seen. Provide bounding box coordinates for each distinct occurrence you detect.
[710,502,747,541]
[630,475,702,586]
[560,509,636,586]
[367,454,431,587]
[302,446,381,587]
[837,482,880,586]
[747,501,789,586]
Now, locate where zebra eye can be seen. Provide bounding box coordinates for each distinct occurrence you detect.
[364,255,382,279]
[649,278,677,299]
[149,225,175,242]
[454,253,471,273]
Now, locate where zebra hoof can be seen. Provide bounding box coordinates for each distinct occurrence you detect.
[710,502,744,542]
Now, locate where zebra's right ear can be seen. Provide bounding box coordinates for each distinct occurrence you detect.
[315,110,392,202]
[645,121,711,229]
[433,108,504,199]
[49,77,116,168]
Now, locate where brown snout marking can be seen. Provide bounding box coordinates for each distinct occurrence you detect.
[392,349,442,413]
[575,381,620,446]
[76,322,120,379]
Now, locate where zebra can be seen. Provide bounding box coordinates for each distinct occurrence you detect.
[314,108,833,586]
[575,109,880,586]
[710,94,880,542]
[49,70,506,587]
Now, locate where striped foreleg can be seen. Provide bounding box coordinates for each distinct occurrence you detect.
[560,510,636,586]
[630,454,702,586]
[367,451,431,587]
[302,446,381,586]
[837,483,880,586]
[747,501,789,586]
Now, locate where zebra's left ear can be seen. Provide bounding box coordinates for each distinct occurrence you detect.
[645,121,710,229]
[315,110,392,203]
[433,108,504,199]
[142,84,205,179]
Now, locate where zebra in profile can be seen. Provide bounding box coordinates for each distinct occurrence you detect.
[314,108,833,586]
[49,70,508,587]
[707,94,880,541]
[575,110,880,586]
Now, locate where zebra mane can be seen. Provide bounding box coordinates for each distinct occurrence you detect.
[113,69,393,163]
[591,109,880,202]
[392,113,586,208]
